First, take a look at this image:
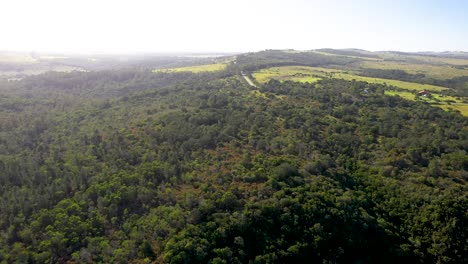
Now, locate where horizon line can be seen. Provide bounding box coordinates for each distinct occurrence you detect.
[0,48,467,56]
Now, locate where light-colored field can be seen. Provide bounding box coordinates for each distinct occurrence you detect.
[333,72,448,91]
[254,65,467,116]
[438,104,468,116]
[253,66,448,92]
[359,61,468,79]
[385,90,464,103]
[430,93,464,103]
[384,90,416,100]
[154,63,227,73]
[253,66,334,83]
[384,90,468,116]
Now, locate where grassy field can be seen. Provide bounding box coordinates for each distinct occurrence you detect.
[253,66,325,83]
[384,90,468,116]
[438,104,468,116]
[384,90,464,103]
[333,72,447,91]
[359,61,468,79]
[154,63,227,73]
[253,65,467,116]
[253,66,448,92]
[384,90,416,100]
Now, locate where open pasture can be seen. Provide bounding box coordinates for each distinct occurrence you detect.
[359,61,468,79]
[253,66,448,92]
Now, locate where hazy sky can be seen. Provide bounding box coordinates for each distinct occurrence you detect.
[1,0,467,53]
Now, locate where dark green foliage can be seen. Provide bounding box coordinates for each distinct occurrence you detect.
[361,68,426,82]
[232,50,358,72]
[0,59,466,264]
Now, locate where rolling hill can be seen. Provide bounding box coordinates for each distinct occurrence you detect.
[0,49,466,263]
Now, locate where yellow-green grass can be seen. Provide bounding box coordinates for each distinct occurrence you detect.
[332,72,447,92]
[385,90,464,103]
[438,104,468,116]
[359,61,468,79]
[384,90,415,100]
[255,66,467,116]
[154,63,227,73]
[254,65,468,116]
[253,66,340,83]
[254,66,448,92]
[385,90,468,116]
[430,94,464,103]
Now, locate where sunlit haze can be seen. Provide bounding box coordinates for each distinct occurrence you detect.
[1,0,467,54]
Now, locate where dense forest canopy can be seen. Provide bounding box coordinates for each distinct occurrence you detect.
[0,50,467,263]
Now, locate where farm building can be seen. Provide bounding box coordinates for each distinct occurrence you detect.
[417,90,431,97]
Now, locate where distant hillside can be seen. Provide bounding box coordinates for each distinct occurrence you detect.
[233,50,359,71]
[0,51,234,79]
[386,50,468,60]
[314,48,382,59]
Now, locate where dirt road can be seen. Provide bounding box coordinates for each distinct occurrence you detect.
[241,72,257,87]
